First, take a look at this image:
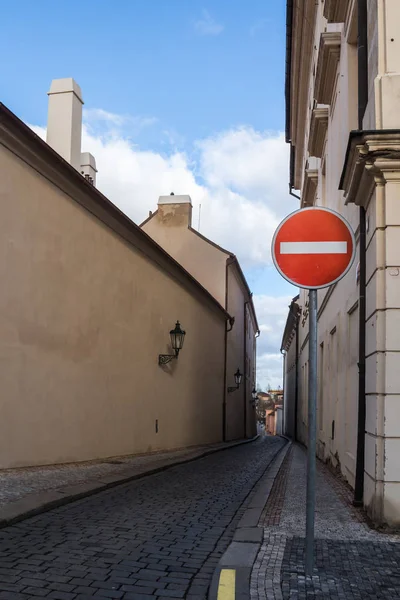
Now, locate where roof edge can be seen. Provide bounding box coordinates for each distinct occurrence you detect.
[0,103,231,322]
[139,208,158,227]
[188,226,231,256]
[280,295,300,352]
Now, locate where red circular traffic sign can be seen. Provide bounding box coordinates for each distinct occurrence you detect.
[272,207,356,289]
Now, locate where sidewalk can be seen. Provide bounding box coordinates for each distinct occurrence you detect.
[0,437,256,527]
[251,444,400,600]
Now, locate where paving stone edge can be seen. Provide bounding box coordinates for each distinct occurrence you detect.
[208,440,292,600]
[0,435,260,529]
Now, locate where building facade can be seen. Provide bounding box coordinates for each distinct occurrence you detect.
[0,78,256,468]
[141,195,259,441]
[284,0,400,525]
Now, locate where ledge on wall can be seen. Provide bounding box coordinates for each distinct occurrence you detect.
[339,130,400,206]
[323,0,349,23]
[308,107,329,158]
[314,32,341,105]
[301,166,318,208]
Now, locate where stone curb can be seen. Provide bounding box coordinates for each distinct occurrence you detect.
[208,440,292,600]
[0,435,259,529]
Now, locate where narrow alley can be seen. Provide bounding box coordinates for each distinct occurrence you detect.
[0,438,284,600]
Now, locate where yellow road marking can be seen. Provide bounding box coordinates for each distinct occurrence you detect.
[217,568,236,600]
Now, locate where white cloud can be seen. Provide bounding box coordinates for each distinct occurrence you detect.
[253,294,294,389]
[83,108,157,139]
[194,10,224,36]
[257,353,284,390]
[30,114,297,390]
[253,294,293,355]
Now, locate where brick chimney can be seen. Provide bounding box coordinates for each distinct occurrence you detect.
[47,78,83,170]
[157,194,193,228]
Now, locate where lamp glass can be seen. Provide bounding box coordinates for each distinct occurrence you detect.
[252,388,258,400]
[234,368,242,386]
[170,321,186,352]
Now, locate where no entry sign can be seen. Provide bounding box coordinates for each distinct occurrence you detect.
[271,205,356,575]
[272,207,356,289]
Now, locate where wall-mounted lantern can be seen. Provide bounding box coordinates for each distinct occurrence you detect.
[251,388,258,406]
[228,368,243,393]
[159,321,186,365]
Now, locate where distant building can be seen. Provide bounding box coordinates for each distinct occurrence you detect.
[141,195,259,440]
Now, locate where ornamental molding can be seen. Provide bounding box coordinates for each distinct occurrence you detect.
[340,132,400,206]
[301,167,318,208]
[323,0,349,23]
[289,0,318,189]
[308,107,329,158]
[314,32,341,105]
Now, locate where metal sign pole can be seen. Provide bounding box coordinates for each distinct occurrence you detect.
[305,288,317,575]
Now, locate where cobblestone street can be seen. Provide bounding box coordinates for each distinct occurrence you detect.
[0,436,284,600]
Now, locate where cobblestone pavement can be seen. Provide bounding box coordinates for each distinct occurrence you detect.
[251,444,400,600]
[0,441,248,509]
[0,436,285,600]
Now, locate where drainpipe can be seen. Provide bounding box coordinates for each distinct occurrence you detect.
[281,349,287,435]
[223,264,230,442]
[294,313,299,442]
[354,0,368,506]
[244,301,249,439]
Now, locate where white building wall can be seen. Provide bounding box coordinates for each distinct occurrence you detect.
[292,0,400,525]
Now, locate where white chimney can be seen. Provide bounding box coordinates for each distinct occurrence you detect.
[47,78,83,170]
[80,152,97,186]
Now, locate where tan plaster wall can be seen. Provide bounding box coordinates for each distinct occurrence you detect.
[225,266,246,441]
[142,209,227,307]
[143,208,257,441]
[0,146,225,468]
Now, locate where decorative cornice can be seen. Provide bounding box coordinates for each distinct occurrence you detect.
[308,107,329,158]
[281,299,301,352]
[314,32,341,105]
[340,131,400,206]
[301,168,318,208]
[289,0,318,189]
[323,0,349,23]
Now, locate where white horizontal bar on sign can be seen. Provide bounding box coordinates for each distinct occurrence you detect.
[280,241,347,254]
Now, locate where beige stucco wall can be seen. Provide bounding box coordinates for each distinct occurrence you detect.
[142,205,227,307]
[226,265,246,441]
[143,203,257,441]
[0,145,226,468]
[245,301,257,438]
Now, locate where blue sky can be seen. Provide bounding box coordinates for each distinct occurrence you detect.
[0,0,286,142]
[0,0,299,387]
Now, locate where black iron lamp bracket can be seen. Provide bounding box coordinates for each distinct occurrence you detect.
[158,351,178,366]
[227,385,239,393]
